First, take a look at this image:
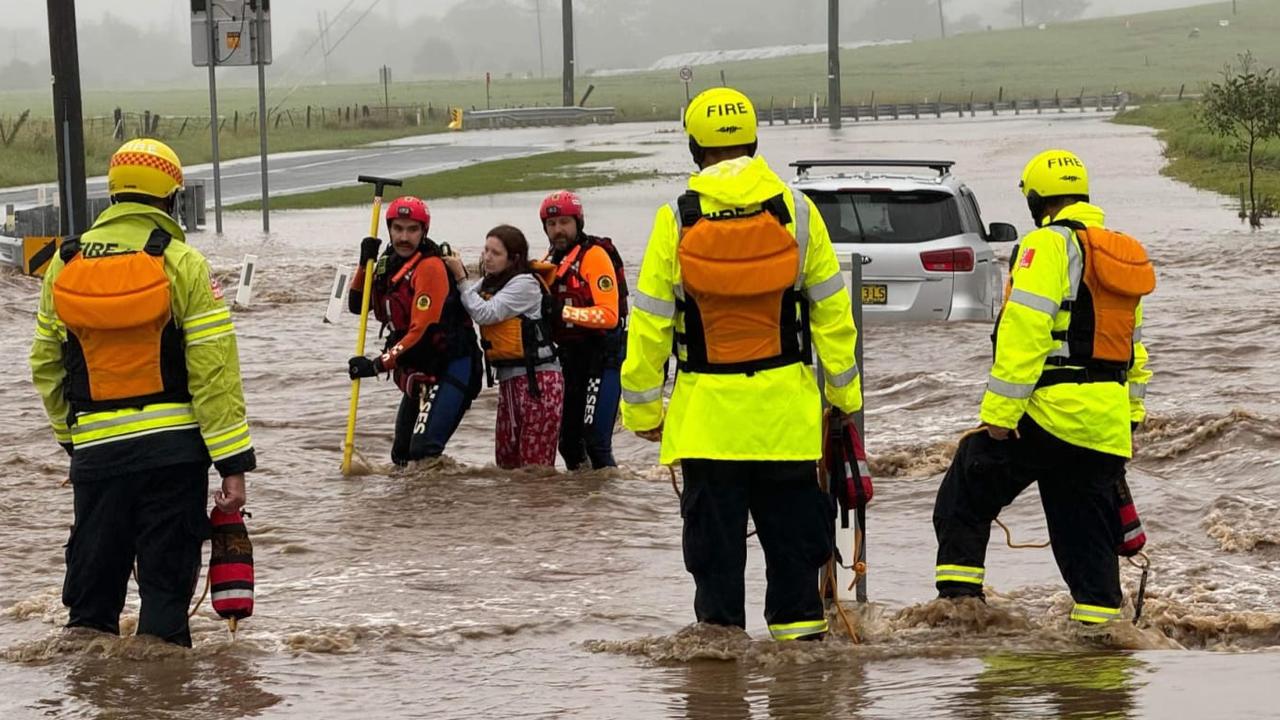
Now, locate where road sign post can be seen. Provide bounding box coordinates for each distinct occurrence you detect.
[679,65,693,103]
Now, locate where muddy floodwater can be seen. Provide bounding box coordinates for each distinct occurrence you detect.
[3,115,1280,719]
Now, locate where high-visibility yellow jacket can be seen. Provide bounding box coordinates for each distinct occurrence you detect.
[30,202,256,478]
[621,155,861,464]
[981,202,1151,458]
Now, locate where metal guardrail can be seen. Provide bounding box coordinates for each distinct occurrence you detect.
[463,106,617,128]
[765,93,1129,125]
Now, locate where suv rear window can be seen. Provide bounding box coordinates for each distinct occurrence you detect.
[805,190,963,244]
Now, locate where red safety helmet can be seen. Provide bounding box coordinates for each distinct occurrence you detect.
[539,190,584,230]
[386,196,431,231]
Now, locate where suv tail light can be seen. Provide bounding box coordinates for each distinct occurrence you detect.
[920,248,975,272]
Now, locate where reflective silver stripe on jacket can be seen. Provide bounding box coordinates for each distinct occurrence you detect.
[1048,225,1085,303]
[791,189,810,291]
[622,386,663,404]
[1009,288,1059,317]
[986,375,1036,399]
[805,272,844,303]
[826,363,860,388]
[632,290,676,319]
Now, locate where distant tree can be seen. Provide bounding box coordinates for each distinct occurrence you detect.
[1200,52,1280,228]
[1006,0,1090,27]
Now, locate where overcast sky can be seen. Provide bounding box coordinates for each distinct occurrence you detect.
[0,0,1217,44]
[0,0,1223,79]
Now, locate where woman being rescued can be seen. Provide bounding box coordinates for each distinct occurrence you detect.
[444,225,564,469]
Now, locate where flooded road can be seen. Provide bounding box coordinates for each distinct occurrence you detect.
[3,114,1280,719]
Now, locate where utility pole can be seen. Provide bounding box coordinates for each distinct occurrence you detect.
[1020,0,1026,28]
[938,0,946,39]
[47,0,88,236]
[1233,0,1238,15]
[828,0,841,130]
[255,0,269,233]
[317,11,331,84]
[205,5,223,234]
[534,0,545,79]
[561,0,574,107]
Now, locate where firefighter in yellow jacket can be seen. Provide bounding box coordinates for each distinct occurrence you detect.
[932,149,1154,626]
[621,88,862,641]
[30,139,255,647]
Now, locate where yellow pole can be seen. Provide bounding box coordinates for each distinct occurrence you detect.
[340,196,384,474]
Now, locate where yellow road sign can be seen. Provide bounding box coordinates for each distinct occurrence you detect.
[22,236,61,276]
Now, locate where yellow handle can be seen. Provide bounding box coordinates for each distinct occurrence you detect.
[340,197,384,475]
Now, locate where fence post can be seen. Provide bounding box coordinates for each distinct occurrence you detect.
[769,97,775,126]
[936,94,942,118]
[307,105,312,129]
[113,108,124,140]
[234,110,239,133]
[969,92,975,117]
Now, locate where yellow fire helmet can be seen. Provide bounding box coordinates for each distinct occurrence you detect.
[684,87,758,148]
[108,138,184,199]
[1019,148,1089,200]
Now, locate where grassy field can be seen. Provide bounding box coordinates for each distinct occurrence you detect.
[232,150,652,210]
[1115,102,1280,210]
[2,1,1279,187]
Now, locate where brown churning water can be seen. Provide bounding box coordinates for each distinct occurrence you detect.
[2,117,1279,719]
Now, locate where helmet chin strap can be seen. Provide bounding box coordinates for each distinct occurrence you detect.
[1026,193,1050,227]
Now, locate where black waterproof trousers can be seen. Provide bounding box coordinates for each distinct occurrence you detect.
[679,459,831,637]
[64,462,210,647]
[558,338,622,470]
[932,417,1125,615]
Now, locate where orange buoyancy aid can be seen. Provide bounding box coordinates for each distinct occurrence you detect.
[478,266,558,393]
[1038,220,1155,387]
[671,190,811,374]
[51,229,191,413]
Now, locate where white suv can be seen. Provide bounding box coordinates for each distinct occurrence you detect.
[791,160,1018,322]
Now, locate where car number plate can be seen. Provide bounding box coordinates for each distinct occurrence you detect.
[861,284,888,305]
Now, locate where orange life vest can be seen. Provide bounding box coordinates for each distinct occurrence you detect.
[1037,220,1155,387]
[478,264,558,393]
[672,190,811,374]
[51,229,190,412]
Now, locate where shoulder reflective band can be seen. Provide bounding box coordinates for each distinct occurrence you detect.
[936,564,985,585]
[791,189,810,291]
[986,375,1036,399]
[1049,225,1084,302]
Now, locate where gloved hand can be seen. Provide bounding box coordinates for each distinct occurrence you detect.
[359,236,381,266]
[348,355,382,379]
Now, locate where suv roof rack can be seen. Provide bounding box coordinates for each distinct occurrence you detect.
[790,159,956,178]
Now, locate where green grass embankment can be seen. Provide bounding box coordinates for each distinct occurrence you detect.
[231,150,651,210]
[1115,103,1280,206]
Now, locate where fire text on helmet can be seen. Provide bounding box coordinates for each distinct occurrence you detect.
[1046,156,1084,169]
[706,102,749,117]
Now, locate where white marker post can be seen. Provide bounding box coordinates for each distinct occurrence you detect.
[324,266,351,324]
[234,254,257,307]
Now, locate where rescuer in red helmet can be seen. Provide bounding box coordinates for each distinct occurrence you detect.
[539,190,629,470]
[347,196,482,465]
